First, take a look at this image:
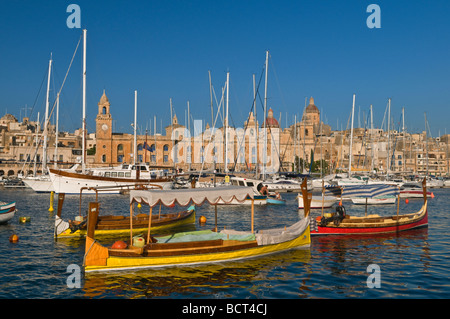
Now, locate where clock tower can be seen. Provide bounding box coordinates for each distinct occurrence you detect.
[95,90,113,164]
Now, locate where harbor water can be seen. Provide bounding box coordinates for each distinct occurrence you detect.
[0,187,449,299]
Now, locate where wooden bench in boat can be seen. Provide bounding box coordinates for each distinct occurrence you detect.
[108,238,259,257]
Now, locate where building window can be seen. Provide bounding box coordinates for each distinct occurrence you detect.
[138,144,143,151]
[117,144,124,153]
[138,155,143,163]
[163,144,169,152]
[102,154,106,163]
[117,155,124,162]
[151,155,156,163]
[163,155,168,163]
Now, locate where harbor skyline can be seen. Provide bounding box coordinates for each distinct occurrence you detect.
[1,1,449,138]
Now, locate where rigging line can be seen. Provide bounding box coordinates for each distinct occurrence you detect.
[268,53,287,111]
[231,69,265,171]
[28,65,49,121]
[42,34,82,139]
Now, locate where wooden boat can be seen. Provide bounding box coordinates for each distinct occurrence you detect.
[0,201,16,224]
[310,179,429,235]
[54,186,195,238]
[298,194,337,209]
[351,195,396,205]
[83,184,311,272]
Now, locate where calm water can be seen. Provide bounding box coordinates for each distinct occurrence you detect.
[1,186,449,299]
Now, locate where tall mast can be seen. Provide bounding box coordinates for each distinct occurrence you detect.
[42,55,52,173]
[253,73,258,177]
[263,50,269,179]
[425,112,429,175]
[54,92,60,169]
[82,29,87,174]
[348,94,355,177]
[387,98,391,178]
[209,71,214,127]
[225,71,230,174]
[370,104,374,172]
[187,100,191,171]
[133,90,137,164]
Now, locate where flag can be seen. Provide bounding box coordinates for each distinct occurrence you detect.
[143,141,154,152]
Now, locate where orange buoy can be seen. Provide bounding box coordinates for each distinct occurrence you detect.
[111,240,127,249]
[9,234,19,243]
[199,216,207,224]
[405,199,409,204]
[431,193,435,199]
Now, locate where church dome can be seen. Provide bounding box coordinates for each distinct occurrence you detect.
[305,97,319,113]
[262,108,279,128]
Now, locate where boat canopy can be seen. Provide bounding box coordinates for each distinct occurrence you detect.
[130,186,254,207]
[341,184,400,198]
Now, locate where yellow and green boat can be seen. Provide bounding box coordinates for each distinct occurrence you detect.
[83,182,312,272]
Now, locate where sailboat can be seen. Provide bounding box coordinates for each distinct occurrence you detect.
[49,30,173,194]
[22,56,55,193]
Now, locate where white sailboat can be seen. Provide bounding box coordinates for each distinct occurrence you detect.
[23,56,55,192]
[49,30,173,194]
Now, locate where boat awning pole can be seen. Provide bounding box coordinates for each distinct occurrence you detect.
[251,198,255,233]
[129,203,133,245]
[214,204,218,232]
[321,180,324,217]
[147,206,153,244]
[396,186,400,217]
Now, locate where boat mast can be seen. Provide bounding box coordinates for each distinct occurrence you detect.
[253,73,258,177]
[42,54,52,174]
[187,100,191,171]
[263,50,269,180]
[387,98,391,179]
[348,94,355,178]
[53,92,60,169]
[225,71,230,174]
[370,104,374,172]
[133,90,137,164]
[81,29,87,174]
[425,112,428,176]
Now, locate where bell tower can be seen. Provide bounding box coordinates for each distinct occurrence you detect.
[95,90,113,164]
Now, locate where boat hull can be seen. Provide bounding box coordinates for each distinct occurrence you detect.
[298,195,336,209]
[351,196,396,205]
[56,210,196,238]
[23,176,54,193]
[311,203,428,235]
[49,168,173,194]
[267,197,286,205]
[0,202,16,224]
[84,225,310,272]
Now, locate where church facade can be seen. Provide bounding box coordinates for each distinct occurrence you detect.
[93,92,330,173]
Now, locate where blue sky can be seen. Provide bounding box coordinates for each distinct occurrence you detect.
[1,0,449,137]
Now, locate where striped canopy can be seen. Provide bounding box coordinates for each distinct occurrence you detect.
[341,184,400,198]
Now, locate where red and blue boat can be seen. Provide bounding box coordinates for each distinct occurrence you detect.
[308,180,429,236]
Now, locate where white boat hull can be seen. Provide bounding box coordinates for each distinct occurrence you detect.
[351,196,396,205]
[49,170,173,194]
[23,176,54,193]
[298,195,337,209]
